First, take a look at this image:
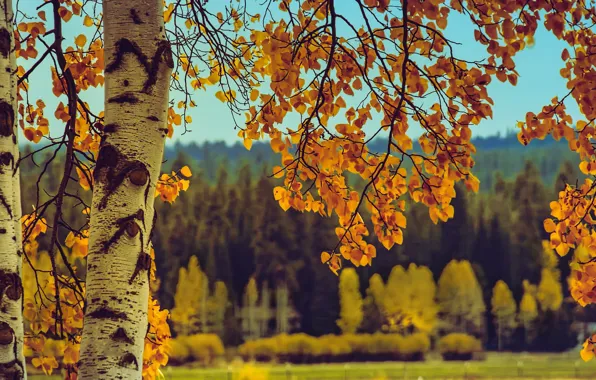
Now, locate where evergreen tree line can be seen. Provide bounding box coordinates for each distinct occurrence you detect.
[17,144,589,352]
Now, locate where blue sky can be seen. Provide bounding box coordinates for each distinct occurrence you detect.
[16,2,579,146]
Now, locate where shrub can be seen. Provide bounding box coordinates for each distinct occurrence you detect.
[238,333,429,364]
[238,337,277,362]
[400,332,430,361]
[438,333,483,361]
[167,337,191,365]
[170,334,225,365]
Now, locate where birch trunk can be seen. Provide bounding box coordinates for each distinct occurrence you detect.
[276,282,288,334]
[0,0,25,378]
[260,281,270,337]
[200,276,208,333]
[78,1,173,378]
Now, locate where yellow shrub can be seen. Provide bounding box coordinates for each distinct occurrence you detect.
[168,337,191,364]
[181,334,225,365]
[402,333,430,356]
[438,333,482,360]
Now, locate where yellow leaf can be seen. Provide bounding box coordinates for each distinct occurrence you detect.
[75,34,87,47]
[272,165,284,178]
[215,91,227,102]
[164,3,174,23]
[243,138,252,151]
[83,15,93,27]
[179,166,192,177]
[38,11,46,21]
[543,218,556,233]
[581,342,594,362]
[321,251,331,263]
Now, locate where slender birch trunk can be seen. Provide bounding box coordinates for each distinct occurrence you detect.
[260,281,270,337]
[78,1,173,378]
[0,1,25,378]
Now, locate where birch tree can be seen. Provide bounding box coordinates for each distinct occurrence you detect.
[78,0,173,378]
[337,267,362,334]
[244,277,258,339]
[0,0,25,377]
[491,280,517,351]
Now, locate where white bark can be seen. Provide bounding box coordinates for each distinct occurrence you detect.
[78,1,173,378]
[200,276,208,333]
[276,282,288,334]
[260,281,270,337]
[0,0,25,378]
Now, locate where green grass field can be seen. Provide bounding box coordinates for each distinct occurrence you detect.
[29,352,596,379]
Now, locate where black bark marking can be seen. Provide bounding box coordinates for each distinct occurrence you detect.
[105,39,148,74]
[123,79,129,86]
[129,252,152,285]
[103,123,119,134]
[125,222,139,238]
[0,100,14,137]
[0,321,14,345]
[111,327,134,345]
[97,160,148,210]
[0,228,5,234]
[128,167,149,187]
[0,270,23,301]
[94,144,120,183]
[0,360,24,380]
[0,152,14,175]
[147,115,159,121]
[0,191,12,219]
[118,353,138,370]
[0,28,10,58]
[142,40,174,93]
[148,211,157,242]
[0,152,13,167]
[104,38,173,93]
[108,92,139,104]
[130,9,143,24]
[88,307,128,321]
[102,210,144,252]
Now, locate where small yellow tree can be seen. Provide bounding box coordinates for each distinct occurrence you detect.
[437,260,486,335]
[382,264,438,333]
[491,280,517,351]
[337,268,363,334]
[537,269,563,312]
[519,280,538,346]
[537,241,563,312]
[210,281,228,337]
[244,277,259,338]
[171,256,206,335]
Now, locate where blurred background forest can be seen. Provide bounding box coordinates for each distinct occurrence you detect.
[21,131,596,361]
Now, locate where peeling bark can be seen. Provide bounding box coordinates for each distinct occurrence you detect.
[0,1,25,378]
[78,1,173,378]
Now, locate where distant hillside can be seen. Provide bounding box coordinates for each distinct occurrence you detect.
[163,132,579,192]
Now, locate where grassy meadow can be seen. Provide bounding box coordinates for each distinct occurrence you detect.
[29,352,596,380]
